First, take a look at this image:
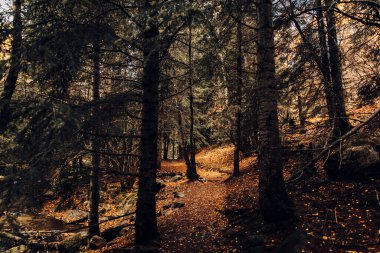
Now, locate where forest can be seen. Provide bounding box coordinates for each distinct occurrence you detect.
[0,0,379,252]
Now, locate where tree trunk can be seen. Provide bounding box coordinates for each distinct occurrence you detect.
[172,139,175,159]
[187,4,198,181]
[178,144,183,160]
[178,107,191,169]
[0,0,22,129]
[88,41,101,239]
[256,0,294,222]
[315,0,336,123]
[163,132,169,160]
[135,0,160,245]
[325,0,352,137]
[297,94,305,127]
[233,7,243,177]
[157,132,162,170]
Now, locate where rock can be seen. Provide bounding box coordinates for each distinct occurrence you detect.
[199,178,206,183]
[173,192,185,198]
[89,235,107,249]
[118,227,131,237]
[169,175,182,182]
[162,203,171,210]
[101,225,128,241]
[61,233,86,253]
[246,235,265,246]
[43,190,55,198]
[161,209,174,216]
[325,134,380,180]
[172,202,185,208]
[63,210,88,223]
[5,245,28,253]
[155,181,166,193]
[0,232,24,247]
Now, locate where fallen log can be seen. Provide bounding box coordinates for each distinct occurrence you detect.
[286,108,380,183]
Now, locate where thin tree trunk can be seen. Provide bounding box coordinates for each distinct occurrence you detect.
[233,5,243,177]
[172,139,175,159]
[178,107,191,169]
[88,41,101,239]
[157,132,162,170]
[325,0,351,137]
[187,4,198,181]
[163,132,169,160]
[0,0,22,129]
[135,0,160,245]
[256,0,294,222]
[297,94,305,127]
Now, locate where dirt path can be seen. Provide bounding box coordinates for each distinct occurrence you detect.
[158,161,234,253]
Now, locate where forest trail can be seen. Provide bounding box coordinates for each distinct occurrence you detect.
[157,160,234,253]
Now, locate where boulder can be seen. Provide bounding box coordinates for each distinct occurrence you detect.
[173,202,185,209]
[0,232,24,248]
[89,235,107,249]
[101,225,128,241]
[43,190,55,199]
[5,245,28,253]
[61,233,86,253]
[173,192,185,198]
[324,134,380,180]
[169,175,182,182]
[63,210,88,223]
[162,203,171,210]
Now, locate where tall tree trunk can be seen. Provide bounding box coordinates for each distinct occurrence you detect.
[163,132,169,160]
[88,41,101,239]
[325,0,351,137]
[135,0,160,245]
[256,0,294,222]
[157,132,162,170]
[178,107,191,169]
[233,5,243,177]
[172,139,175,159]
[178,143,183,160]
[297,94,305,127]
[315,0,335,123]
[0,0,22,129]
[187,4,198,181]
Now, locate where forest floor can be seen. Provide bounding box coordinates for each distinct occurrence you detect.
[3,101,379,253]
[91,144,380,253]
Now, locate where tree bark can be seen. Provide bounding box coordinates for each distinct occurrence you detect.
[297,94,305,127]
[256,0,294,222]
[187,3,198,181]
[233,5,243,176]
[0,0,22,129]
[135,0,160,245]
[315,0,336,123]
[178,106,191,170]
[325,0,352,137]
[172,139,175,159]
[163,132,169,160]
[88,41,101,239]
